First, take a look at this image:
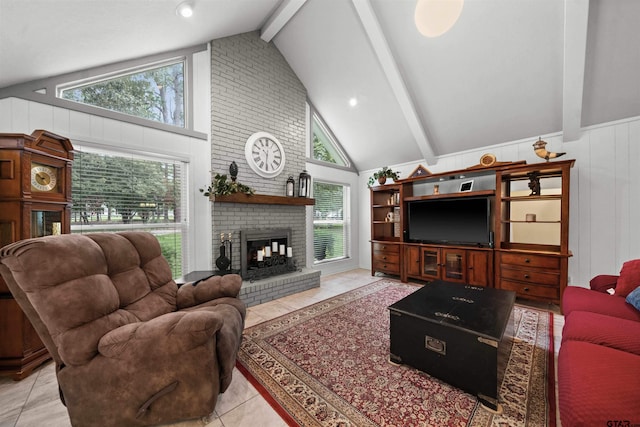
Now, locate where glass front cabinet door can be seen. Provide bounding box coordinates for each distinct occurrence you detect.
[420,247,466,283]
[30,209,64,238]
[421,247,440,279]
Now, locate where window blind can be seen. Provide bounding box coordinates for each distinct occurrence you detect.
[313,181,349,263]
[71,147,188,278]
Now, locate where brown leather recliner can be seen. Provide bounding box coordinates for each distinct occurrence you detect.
[0,232,246,427]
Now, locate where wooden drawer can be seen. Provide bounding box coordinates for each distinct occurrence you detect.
[373,252,400,264]
[499,252,560,269]
[500,266,560,286]
[372,242,400,254]
[373,260,400,274]
[500,280,559,299]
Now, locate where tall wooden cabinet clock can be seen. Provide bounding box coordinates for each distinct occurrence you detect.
[0,129,73,380]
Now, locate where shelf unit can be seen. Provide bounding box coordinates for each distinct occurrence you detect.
[369,159,574,306]
[494,159,574,305]
[370,184,409,276]
[370,184,406,243]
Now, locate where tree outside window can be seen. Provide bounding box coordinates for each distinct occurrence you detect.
[71,150,186,277]
[60,62,185,127]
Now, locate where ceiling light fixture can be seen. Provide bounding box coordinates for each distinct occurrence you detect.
[415,0,464,38]
[349,97,358,107]
[176,2,194,18]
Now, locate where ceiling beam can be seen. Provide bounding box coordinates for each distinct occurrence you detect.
[260,0,308,42]
[562,0,590,142]
[352,0,436,165]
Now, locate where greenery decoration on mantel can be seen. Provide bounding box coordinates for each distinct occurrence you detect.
[367,166,400,187]
[200,173,254,199]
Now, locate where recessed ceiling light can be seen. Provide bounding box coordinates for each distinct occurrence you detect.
[176,2,194,18]
[349,97,358,107]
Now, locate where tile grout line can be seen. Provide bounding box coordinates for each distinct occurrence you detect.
[14,368,42,427]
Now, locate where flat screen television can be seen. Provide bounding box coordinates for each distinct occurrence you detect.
[407,197,493,247]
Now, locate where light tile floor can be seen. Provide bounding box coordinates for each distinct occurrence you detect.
[0,269,564,427]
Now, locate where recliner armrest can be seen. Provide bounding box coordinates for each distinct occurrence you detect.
[589,274,619,293]
[98,310,223,359]
[176,274,242,309]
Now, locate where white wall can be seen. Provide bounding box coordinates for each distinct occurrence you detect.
[0,50,213,273]
[359,116,640,288]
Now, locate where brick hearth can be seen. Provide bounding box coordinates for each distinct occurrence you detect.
[239,268,320,307]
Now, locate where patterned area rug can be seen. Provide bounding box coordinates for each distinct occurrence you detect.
[237,280,555,426]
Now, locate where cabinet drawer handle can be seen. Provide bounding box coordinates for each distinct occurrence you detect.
[523,287,530,292]
[524,258,530,263]
[524,274,530,279]
[383,256,387,260]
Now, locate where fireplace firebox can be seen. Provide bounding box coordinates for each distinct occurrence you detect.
[241,228,297,280]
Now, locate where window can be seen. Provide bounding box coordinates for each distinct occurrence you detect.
[59,61,185,127]
[309,108,354,170]
[313,181,349,263]
[71,148,188,278]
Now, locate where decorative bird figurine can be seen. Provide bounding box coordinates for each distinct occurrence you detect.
[533,138,566,162]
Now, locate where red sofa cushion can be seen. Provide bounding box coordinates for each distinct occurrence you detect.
[558,340,640,426]
[562,286,640,321]
[616,259,640,297]
[562,311,640,355]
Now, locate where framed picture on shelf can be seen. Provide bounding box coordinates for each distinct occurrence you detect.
[459,180,474,192]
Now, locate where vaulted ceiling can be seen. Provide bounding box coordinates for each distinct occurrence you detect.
[1,0,638,171]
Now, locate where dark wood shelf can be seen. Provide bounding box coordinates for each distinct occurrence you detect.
[213,193,315,206]
[501,195,562,201]
[501,220,561,224]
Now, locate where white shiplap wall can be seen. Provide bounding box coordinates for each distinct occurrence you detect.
[359,116,640,288]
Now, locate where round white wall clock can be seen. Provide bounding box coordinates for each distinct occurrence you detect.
[245,132,286,178]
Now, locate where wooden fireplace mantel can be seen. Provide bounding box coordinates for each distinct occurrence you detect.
[213,193,315,206]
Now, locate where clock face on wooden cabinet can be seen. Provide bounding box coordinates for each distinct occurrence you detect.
[0,129,74,380]
[30,163,59,192]
[245,132,286,178]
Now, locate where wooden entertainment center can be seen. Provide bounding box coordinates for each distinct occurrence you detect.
[370,159,574,305]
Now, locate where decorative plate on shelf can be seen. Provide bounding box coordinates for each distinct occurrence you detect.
[479,153,497,167]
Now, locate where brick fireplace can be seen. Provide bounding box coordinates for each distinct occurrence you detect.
[212,198,320,307]
[210,31,319,307]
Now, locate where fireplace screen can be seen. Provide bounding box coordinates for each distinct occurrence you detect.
[241,228,296,280]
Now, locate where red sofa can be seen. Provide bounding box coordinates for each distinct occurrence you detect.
[559,274,640,426]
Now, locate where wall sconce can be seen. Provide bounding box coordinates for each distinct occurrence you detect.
[298,170,311,197]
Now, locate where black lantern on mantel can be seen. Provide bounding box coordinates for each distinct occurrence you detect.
[298,170,311,197]
[286,175,295,197]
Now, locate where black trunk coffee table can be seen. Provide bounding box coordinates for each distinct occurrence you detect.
[388,280,515,411]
